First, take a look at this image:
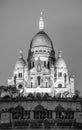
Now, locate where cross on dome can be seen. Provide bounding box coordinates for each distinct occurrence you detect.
[39,12,44,30]
[58,48,62,58]
[19,49,23,59]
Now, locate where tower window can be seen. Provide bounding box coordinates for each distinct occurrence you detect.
[33,62,34,67]
[58,72,62,77]
[18,84,23,89]
[18,73,22,78]
[14,74,17,79]
[31,82,33,88]
[37,76,40,85]
[44,50,46,52]
[47,61,50,69]
[44,61,46,67]
[30,62,31,69]
[31,61,33,68]
[64,73,67,82]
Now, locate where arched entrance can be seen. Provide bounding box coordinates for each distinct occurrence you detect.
[55,105,66,119]
[33,105,52,120]
[55,105,74,119]
[12,105,30,120]
[12,105,25,119]
[34,105,45,119]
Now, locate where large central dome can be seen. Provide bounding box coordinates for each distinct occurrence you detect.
[30,31,53,48]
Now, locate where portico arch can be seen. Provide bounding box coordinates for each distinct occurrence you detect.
[55,105,66,119]
[33,105,52,119]
[34,105,44,111]
[55,105,65,112]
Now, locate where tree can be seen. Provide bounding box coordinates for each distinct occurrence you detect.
[0,85,7,97]
[72,90,80,99]
[75,90,80,98]
[6,85,19,97]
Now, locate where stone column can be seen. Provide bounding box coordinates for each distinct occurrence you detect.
[52,111,56,119]
[30,111,34,119]
[28,111,34,128]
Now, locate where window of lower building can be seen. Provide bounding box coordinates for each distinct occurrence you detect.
[34,110,52,119]
[18,84,23,89]
[24,111,30,119]
[47,111,52,119]
[37,76,40,85]
[56,111,74,119]
[12,111,23,119]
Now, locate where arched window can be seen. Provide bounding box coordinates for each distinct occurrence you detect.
[33,62,34,67]
[46,82,47,88]
[18,73,20,78]
[55,105,65,119]
[33,105,52,120]
[30,62,31,69]
[14,75,17,83]
[64,73,67,82]
[31,82,33,88]
[18,84,23,89]
[37,76,40,85]
[18,73,22,78]
[47,61,50,69]
[12,105,25,119]
[24,111,30,119]
[31,61,33,68]
[47,110,52,119]
[44,61,46,67]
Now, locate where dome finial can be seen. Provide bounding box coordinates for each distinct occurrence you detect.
[58,48,62,58]
[39,12,44,30]
[19,49,23,58]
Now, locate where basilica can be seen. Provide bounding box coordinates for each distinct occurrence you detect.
[8,12,74,98]
[0,13,82,129]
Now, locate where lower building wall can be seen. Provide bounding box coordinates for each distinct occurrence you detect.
[0,98,82,128]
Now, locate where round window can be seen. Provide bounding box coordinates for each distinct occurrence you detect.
[18,84,23,89]
[58,84,62,88]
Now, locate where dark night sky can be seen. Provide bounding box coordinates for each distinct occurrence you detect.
[0,0,82,95]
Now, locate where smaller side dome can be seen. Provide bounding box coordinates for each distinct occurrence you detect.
[55,49,67,68]
[15,49,26,69]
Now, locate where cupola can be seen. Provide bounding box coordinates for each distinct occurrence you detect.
[55,49,67,68]
[15,49,26,69]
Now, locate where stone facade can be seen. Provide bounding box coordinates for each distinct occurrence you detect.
[8,13,75,98]
[0,98,82,129]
